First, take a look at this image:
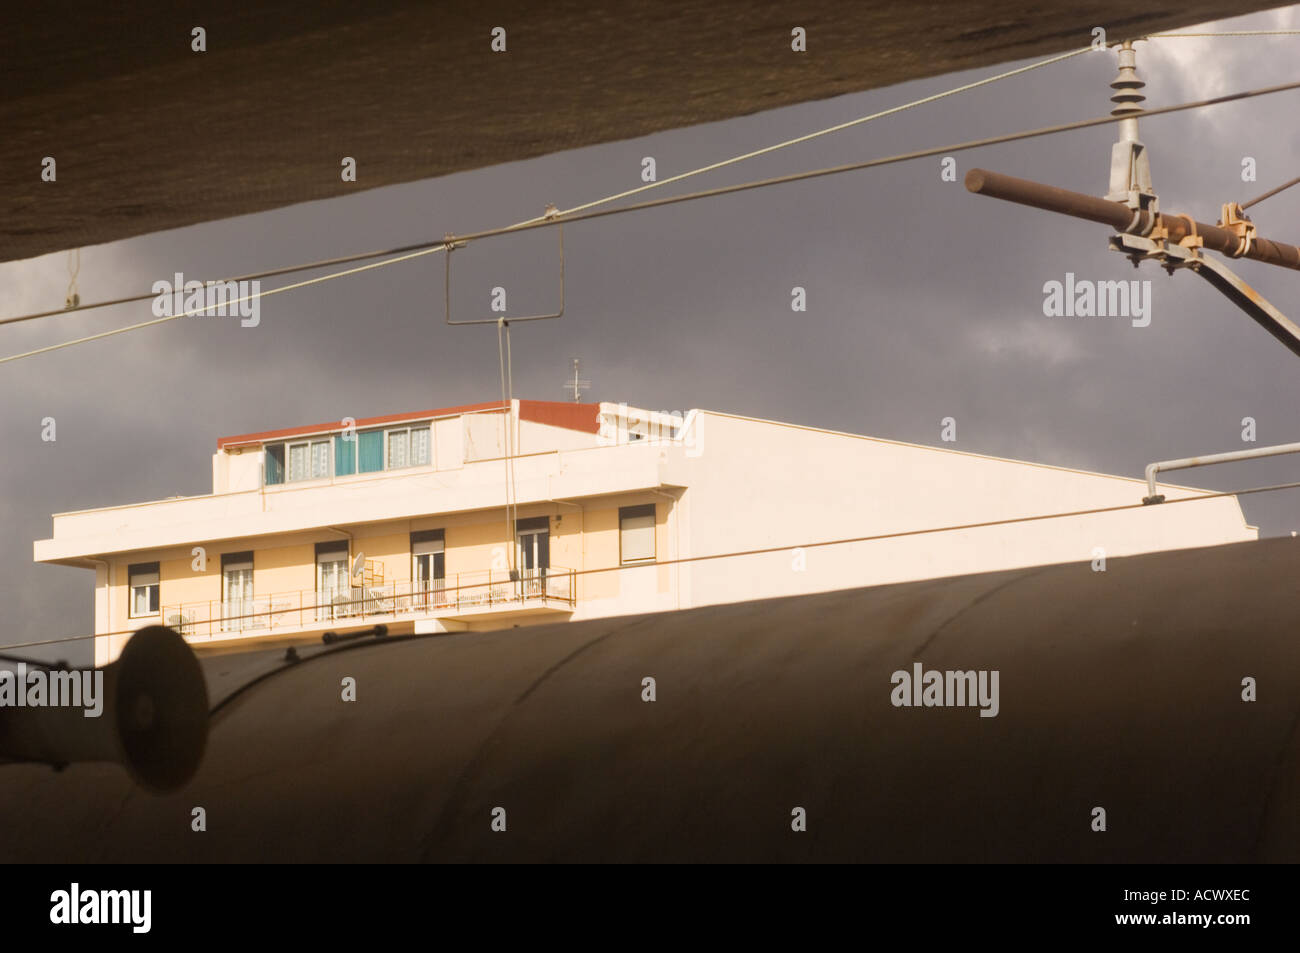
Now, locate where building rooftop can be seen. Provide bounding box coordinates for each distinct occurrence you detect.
[216,399,601,449]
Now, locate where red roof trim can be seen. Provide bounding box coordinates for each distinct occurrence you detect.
[518,400,600,434]
[217,400,601,449]
[217,402,505,449]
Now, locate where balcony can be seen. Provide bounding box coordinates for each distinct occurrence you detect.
[161,568,575,643]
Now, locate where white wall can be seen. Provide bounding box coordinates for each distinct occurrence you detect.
[434,417,463,470]
[518,419,600,455]
[676,412,1258,609]
[212,449,266,493]
[464,411,506,462]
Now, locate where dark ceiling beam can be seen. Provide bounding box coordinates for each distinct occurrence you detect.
[1,1,1286,263]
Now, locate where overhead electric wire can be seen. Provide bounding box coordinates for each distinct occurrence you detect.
[544,45,1097,218]
[1,45,1096,332]
[7,475,1300,655]
[4,77,1299,368]
[4,31,1290,336]
[1242,173,1300,210]
[1145,29,1300,38]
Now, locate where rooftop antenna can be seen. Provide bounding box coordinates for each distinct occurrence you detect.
[563,358,590,403]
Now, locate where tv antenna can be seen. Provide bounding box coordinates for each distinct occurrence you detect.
[563,358,590,403]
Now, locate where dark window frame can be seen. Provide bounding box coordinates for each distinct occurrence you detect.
[411,530,446,590]
[128,561,161,618]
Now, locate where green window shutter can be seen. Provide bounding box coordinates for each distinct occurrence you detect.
[264,444,285,485]
[358,430,384,473]
[334,434,356,476]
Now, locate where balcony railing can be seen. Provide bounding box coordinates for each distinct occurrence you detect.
[162,567,575,641]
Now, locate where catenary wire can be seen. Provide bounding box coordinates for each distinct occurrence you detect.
[1242,174,1300,210]
[11,33,1298,332]
[3,77,1299,367]
[1145,29,1300,38]
[0,46,1097,331]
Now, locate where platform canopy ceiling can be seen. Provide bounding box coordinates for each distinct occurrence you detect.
[2,0,1284,263]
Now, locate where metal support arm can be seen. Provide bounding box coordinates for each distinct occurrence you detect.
[1109,232,1300,360]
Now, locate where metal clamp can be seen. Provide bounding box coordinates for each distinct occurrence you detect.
[1108,230,1198,274]
[1172,214,1202,251]
[1109,228,1300,360]
[444,206,565,326]
[1219,202,1256,259]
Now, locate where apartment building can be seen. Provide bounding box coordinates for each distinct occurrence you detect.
[35,399,1257,664]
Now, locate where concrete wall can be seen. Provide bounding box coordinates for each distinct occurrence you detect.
[433,417,463,470]
[570,492,677,621]
[212,449,264,494]
[518,419,599,455]
[464,411,506,462]
[677,412,1257,609]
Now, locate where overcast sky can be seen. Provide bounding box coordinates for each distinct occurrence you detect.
[4,7,1300,664]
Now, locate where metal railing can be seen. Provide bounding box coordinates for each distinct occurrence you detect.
[162,568,575,640]
[1143,441,1300,503]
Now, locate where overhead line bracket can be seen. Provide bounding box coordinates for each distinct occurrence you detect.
[444,205,565,326]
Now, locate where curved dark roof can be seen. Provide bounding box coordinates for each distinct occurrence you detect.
[3,534,1296,862]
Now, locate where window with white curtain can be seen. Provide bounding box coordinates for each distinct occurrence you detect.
[387,429,409,469]
[222,553,254,632]
[386,426,431,469]
[287,442,309,481]
[311,440,330,479]
[287,440,330,481]
[411,426,431,466]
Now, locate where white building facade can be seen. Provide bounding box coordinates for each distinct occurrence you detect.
[35,399,1256,664]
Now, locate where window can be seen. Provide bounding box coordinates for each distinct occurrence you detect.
[411,427,431,466]
[287,442,308,481]
[221,552,254,632]
[128,562,160,618]
[620,504,656,563]
[316,541,351,621]
[387,429,409,469]
[358,430,384,473]
[264,444,285,485]
[334,434,356,477]
[411,530,445,608]
[386,426,431,470]
[516,516,550,578]
[261,422,431,483]
[311,440,330,479]
[286,439,330,482]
